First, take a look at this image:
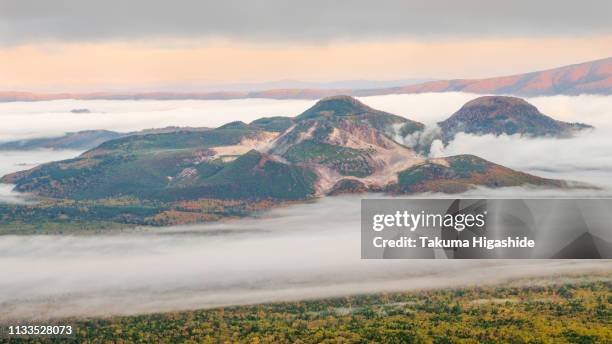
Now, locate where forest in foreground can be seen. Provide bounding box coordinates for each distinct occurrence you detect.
[5,273,611,344]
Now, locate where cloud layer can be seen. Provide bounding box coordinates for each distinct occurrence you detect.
[1,1,611,44]
[0,92,482,142]
[0,150,83,203]
[1,195,610,320]
[0,98,317,142]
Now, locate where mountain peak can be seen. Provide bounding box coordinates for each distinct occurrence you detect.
[320,95,359,101]
[297,95,376,120]
[461,96,532,110]
[453,95,541,121]
[217,121,251,130]
[438,96,592,140]
[293,94,425,135]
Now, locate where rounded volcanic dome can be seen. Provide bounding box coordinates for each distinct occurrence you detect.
[461,96,533,109]
[448,96,543,123]
[437,94,592,140]
[319,95,361,102]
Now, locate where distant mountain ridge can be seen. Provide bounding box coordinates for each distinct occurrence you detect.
[381,57,612,97]
[1,58,610,102]
[0,130,123,151]
[0,127,211,151]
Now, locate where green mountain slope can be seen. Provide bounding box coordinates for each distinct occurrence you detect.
[250,116,295,132]
[389,155,566,194]
[158,150,317,201]
[0,127,212,151]
[2,125,299,200]
[89,126,251,154]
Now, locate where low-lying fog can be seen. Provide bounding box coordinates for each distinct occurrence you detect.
[0,150,84,204]
[0,93,611,320]
[1,196,610,321]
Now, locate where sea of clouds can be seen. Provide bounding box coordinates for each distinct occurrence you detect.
[1,195,610,320]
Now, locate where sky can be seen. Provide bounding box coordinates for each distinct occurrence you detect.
[1,0,611,91]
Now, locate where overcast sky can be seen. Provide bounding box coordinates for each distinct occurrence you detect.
[1,0,611,91]
[2,0,611,43]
